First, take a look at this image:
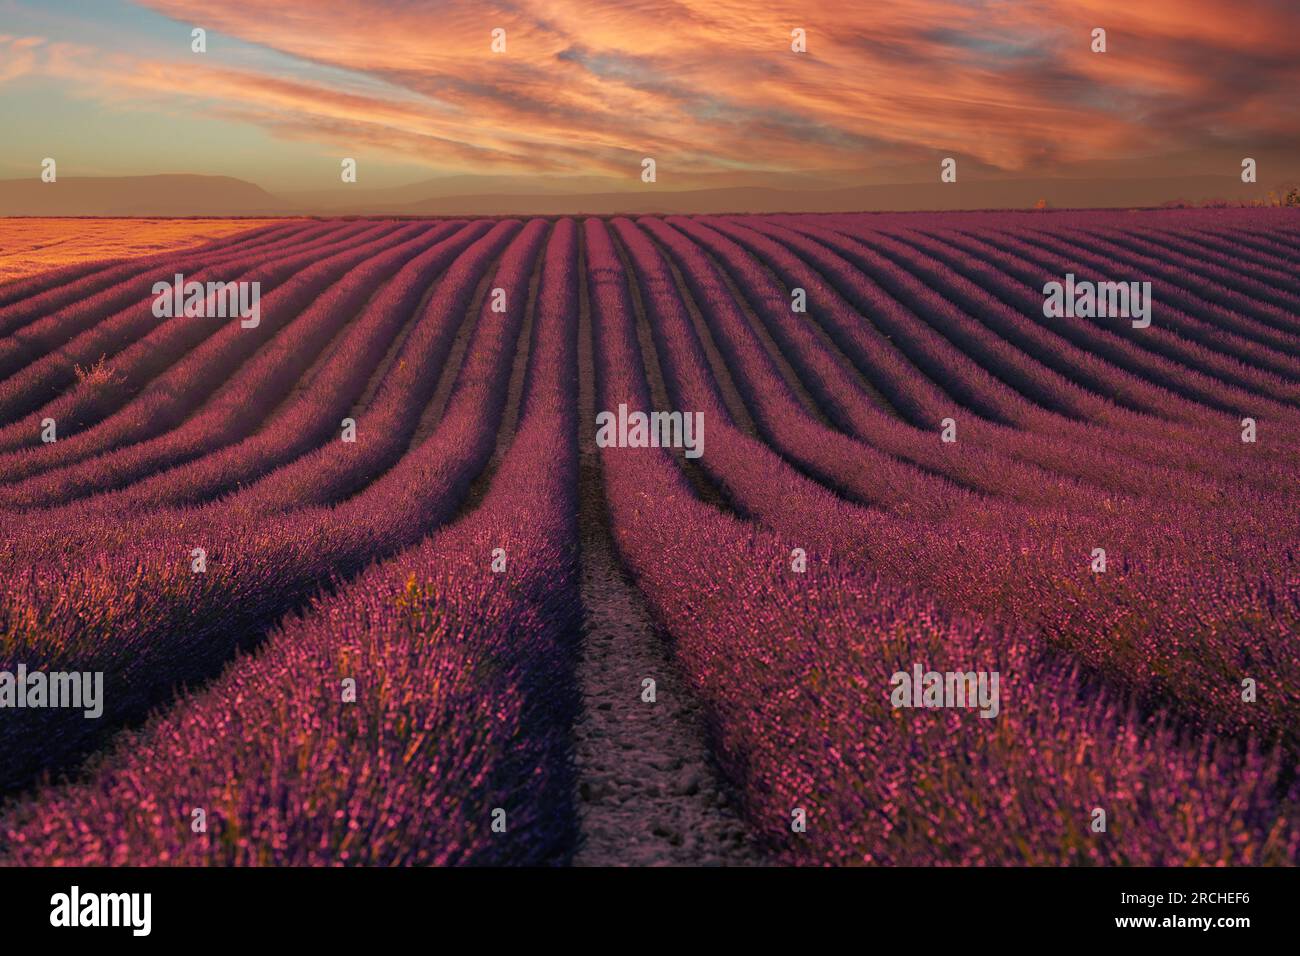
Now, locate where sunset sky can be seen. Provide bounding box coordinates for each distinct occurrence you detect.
[1,0,1297,193]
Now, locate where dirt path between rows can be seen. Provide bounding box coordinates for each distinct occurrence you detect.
[570,228,764,866]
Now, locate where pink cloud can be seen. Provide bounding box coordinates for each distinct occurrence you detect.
[16,0,1300,180]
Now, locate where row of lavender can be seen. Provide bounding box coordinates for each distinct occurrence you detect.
[587,216,1299,863]
[2,221,582,864]
[0,210,1297,864]
[0,219,532,791]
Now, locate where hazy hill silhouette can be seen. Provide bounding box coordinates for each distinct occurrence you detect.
[0,174,291,216]
[0,165,1291,216]
[384,176,1280,215]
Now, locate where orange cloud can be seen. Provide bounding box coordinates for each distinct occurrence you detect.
[16,0,1300,182]
[0,35,46,84]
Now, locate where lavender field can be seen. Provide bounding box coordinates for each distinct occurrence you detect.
[0,208,1297,866]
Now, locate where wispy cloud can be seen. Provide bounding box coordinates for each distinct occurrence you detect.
[2,0,1296,186]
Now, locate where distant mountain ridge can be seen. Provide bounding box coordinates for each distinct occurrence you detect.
[381,176,1287,215]
[0,174,292,216]
[0,168,1293,216]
